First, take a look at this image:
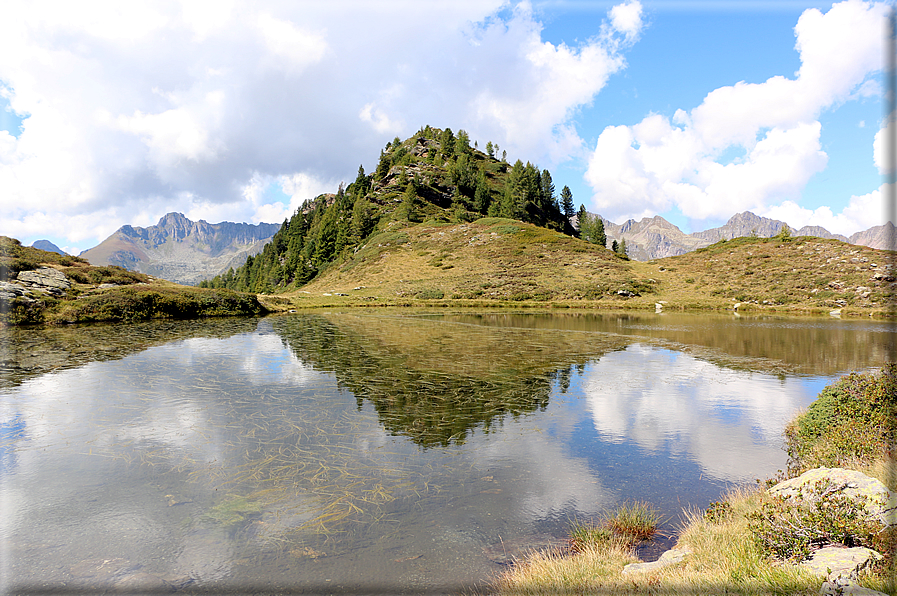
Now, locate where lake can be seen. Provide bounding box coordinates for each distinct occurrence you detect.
[0,310,892,594]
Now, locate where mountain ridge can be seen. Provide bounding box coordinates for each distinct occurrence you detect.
[596,211,889,261]
[80,213,280,285]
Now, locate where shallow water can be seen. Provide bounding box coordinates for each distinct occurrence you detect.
[0,311,892,593]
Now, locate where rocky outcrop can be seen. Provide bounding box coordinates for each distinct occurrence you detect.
[2,267,72,299]
[80,213,280,285]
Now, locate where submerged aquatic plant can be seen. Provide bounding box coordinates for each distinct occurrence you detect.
[203,494,263,529]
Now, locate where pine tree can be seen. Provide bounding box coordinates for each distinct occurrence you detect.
[485,141,494,159]
[594,217,606,248]
[561,186,575,220]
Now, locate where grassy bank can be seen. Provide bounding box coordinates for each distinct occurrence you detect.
[492,365,897,595]
[1,236,268,325]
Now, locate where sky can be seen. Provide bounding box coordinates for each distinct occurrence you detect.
[0,0,891,255]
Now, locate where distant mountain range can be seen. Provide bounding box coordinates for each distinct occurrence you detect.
[79,213,280,285]
[595,211,894,261]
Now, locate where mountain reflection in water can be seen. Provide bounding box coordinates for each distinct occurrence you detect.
[0,311,891,593]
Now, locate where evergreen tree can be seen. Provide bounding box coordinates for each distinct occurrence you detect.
[611,239,618,253]
[561,186,575,219]
[455,129,471,156]
[440,127,455,158]
[593,217,606,248]
[617,238,628,258]
[474,168,490,213]
[541,170,555,208]
[577,204,588,239]
[485,141,494,159]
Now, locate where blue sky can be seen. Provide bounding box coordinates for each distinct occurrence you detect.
[0,0,889,254]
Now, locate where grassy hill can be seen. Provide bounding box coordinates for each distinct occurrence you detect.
[265,221,894,318]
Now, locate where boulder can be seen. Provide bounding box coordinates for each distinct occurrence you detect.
[799,546,881,581]
[16,267,71,295]
[769,468,897,527]
[622,544,692,574]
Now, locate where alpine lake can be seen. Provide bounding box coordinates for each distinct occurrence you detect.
[1,310,893,594]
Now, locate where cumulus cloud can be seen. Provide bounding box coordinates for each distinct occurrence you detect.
[586,0,888,230]
[759,184,889,236]
[0,0,642,250]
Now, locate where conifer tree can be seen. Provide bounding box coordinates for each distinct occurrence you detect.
[561,186,575,220]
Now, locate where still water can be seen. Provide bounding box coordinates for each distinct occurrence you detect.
[0,311,892,593]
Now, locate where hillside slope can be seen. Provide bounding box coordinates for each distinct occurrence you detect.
[277,222,894,317]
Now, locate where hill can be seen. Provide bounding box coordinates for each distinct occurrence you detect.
[80,212,280,285]
[277,221,893,317]
[0,237,267,325]
[201,126,575,293]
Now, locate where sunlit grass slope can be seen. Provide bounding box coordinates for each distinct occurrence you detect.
[271,220,893,317]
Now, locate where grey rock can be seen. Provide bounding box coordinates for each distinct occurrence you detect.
[821,577,889,596]
[622,544,692,574]
[0,281,27,296]
[16,267,71,291]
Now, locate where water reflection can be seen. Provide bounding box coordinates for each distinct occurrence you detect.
[0,311,890,593]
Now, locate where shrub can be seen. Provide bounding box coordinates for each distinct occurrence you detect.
[747,481,881,562]
[704,500,734,523]
[784,365,895,473]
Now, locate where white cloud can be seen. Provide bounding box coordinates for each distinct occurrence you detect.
[0,0,642,250]
[609,0,643,43]
[873,114,894,174]
[585,0,888,229]
[760,185,889,236]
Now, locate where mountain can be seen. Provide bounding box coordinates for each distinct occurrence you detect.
[80,213,280,285]
[31,240,67,255]
[595,211,881,261]
[849,221,895,251]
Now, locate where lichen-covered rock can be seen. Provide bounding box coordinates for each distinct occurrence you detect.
[769,468,897,527]
[799,545,882,581]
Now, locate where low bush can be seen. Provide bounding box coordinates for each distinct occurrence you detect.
[784,364,896,473]
[747,481,881,562]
